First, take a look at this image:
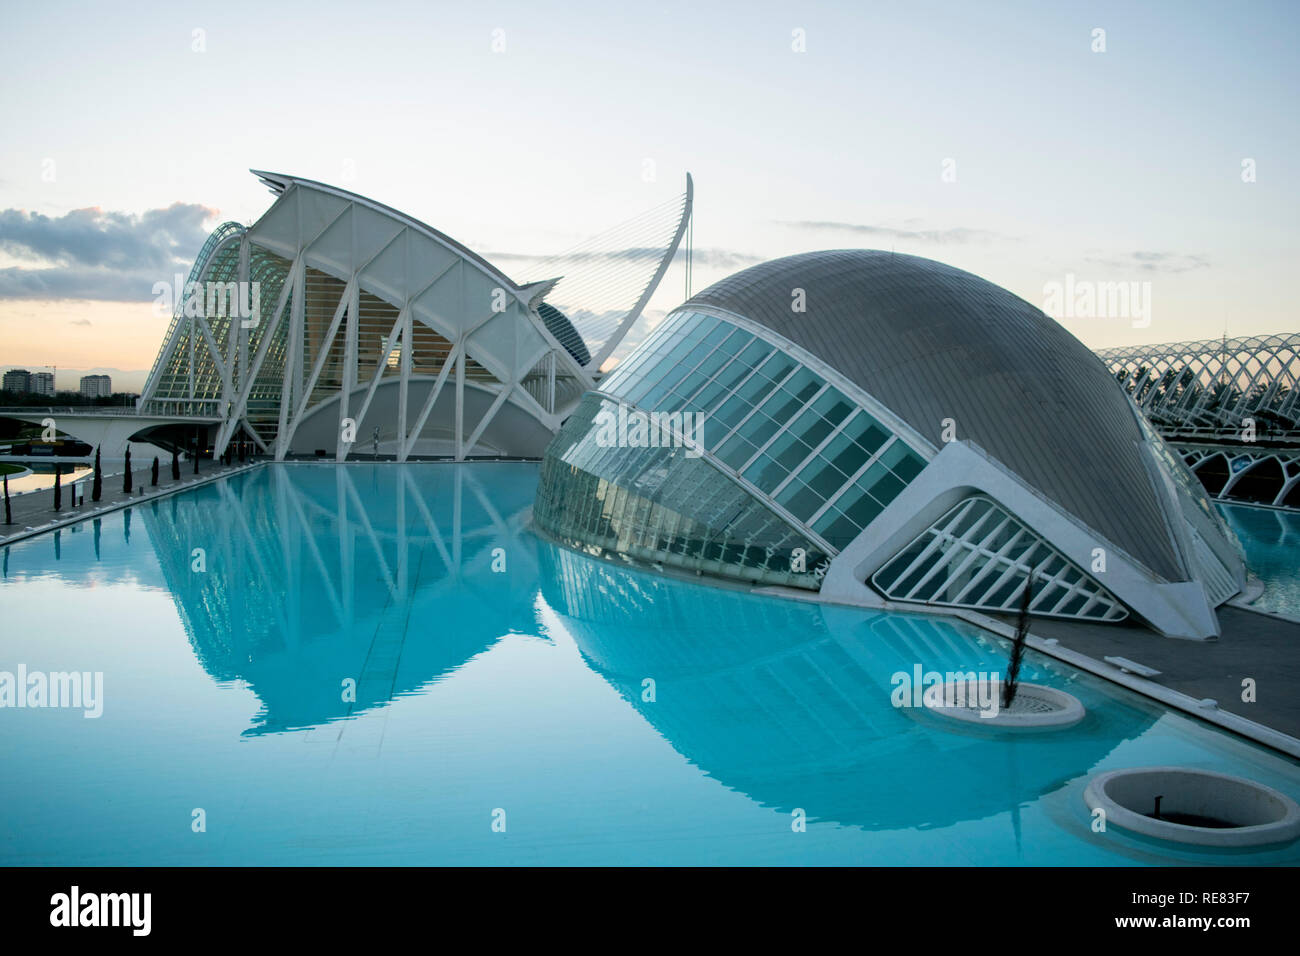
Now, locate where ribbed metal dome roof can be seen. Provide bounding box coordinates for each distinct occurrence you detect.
[682,249,1184,581]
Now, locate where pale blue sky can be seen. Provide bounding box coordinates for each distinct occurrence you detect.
[1,0,1296,378]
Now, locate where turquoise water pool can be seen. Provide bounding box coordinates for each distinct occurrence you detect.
[1217,502,1300,618]
[1,463,1298,865]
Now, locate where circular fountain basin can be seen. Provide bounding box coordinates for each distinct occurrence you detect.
[1085,767,1300,848]
[921,679,1084,729]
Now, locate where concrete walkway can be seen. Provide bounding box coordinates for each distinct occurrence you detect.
[0,458,263,547]
[992,608,1300,742]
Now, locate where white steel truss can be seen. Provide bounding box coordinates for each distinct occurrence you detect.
[871,495,1129,622]
[1177,442,1300,509]
[135,170,691,461]
[1097,333,1300,441]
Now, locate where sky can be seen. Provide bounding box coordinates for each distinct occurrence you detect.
[1,0,1296,389]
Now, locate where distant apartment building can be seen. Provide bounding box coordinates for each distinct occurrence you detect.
[30,371,55,397]
[80,374,112,398]
[2,368,31,393]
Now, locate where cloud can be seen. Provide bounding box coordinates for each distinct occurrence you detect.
[491,246,765,271]
[0,202,218,301]
[0,265,166,302]
[1084,251,1210,274]
[777,220,1013,244]
[69,318,92,326]
[670,247,765,269]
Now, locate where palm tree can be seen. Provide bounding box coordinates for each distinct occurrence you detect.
[92,446,102,502]
[1002,570,1035,710]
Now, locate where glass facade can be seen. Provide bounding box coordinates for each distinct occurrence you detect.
[536,310,933,590]
[598,311,929,552]
[535,394,828,588]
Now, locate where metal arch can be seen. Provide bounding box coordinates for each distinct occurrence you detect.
[1097,333,1300,440]
[585,173,694,371]
[251,170,526,295]
[1173,441,1300,508]
[139,221,247,406]
[135,173,606,463]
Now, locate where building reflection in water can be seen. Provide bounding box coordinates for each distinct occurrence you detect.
[538,544,1155,834]
[142,463,542,735]
[139,461,1155,834]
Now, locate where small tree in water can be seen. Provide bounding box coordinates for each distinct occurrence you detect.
[171,448,180,481]
[53,466,62,511]
[92,446,103,502]
[123,445,133,494]
[151,457,159,486]
[1002,572,1034,710]
[3,473,12,524]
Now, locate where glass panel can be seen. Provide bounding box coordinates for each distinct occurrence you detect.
[742,428,815,489]
[775,476,826,521]
[858,461,906,507]
[640,334,723,407]
[620,315,714,404]
[715,432,759,471]
[533,393,829,588]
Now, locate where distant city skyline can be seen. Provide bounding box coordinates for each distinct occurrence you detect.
[1,0,1296,375]
[0,364,133,393]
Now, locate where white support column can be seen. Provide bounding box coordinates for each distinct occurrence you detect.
[454,344,466,461]
[399,341,459,461]
[464,383,513,455]
[336,281,360,462]
[236,235,250,415]
[547,350,556,414]
[221,312,237,438]
[275,258,306,460]
[214,255,296,456]
[397,307,411,460]
[280,276,352,458]
[351,306,407,455]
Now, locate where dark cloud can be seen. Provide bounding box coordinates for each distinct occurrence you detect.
[0,202,217,301]
[0,265,166,302]
[777,220,1012,244]
[1085,251,1210,274]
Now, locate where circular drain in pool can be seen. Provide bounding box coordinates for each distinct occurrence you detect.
[921,678,1084,730]
[1085,767,1300,848]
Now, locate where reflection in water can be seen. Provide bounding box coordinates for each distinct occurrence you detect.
[3,462,1298,863]
[539,545,1155,833]
[144,463,1156,829]
[1217,502,1300,616]
[141,463,541,734]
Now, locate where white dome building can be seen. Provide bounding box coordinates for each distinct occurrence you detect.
[534,250,1245,640]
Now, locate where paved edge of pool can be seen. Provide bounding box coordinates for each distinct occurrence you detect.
[763,579,1300,760]
[959,609,1300,759]
[0,461,264,547]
